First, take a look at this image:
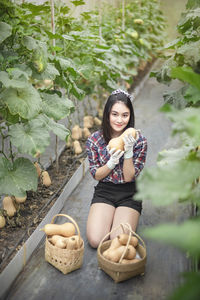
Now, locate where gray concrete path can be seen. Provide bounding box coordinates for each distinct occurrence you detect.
[4,61,192,300]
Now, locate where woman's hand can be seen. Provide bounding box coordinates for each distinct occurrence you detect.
[123,130,140,159]
[106,148,124,170]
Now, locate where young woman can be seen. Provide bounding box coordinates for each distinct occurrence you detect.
[85,89,147,248]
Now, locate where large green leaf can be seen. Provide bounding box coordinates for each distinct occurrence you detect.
[1,85,42,120]
[41,93,74,120]
[184,85,200,105]
[136,158,200,206]
[167,107,200,145]
[157,146,192,166]
[36,115,70,141]
[32,63,60,80]
[171,67,200,91]
[143,219,200,257]
[169,272,200,300]
[68,76,85,100]
[178,8,200,33]
[9,119,50,157]
[163,86,188,109]
[0,157,37,197]
[0,71,28,89]
[22,36,38,50]
[0,22,12,44]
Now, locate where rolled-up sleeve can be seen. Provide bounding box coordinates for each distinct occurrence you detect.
[133,136,147,178]
[86,137,101,179]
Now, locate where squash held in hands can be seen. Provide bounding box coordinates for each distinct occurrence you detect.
[108,128,136,151]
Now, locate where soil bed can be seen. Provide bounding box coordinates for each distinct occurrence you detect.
[0,136,89,273]
[0,59,155,274]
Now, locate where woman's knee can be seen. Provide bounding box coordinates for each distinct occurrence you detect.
[86,232,101,248]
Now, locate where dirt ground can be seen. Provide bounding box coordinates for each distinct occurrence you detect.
[0,59,153,274]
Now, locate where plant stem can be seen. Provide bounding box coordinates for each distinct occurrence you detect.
[122,0,125,32]
[50,0,56,54]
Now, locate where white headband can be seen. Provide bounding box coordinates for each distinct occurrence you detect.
[111,89,132,101]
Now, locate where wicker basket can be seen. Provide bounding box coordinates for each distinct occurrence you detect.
[97,223,147,283]
[44,213,84,274]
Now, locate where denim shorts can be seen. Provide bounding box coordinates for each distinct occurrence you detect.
[91,181,142,214]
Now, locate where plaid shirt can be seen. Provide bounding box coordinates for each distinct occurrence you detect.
[85,130,147,184]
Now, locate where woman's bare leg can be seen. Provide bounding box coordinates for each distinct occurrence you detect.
[86,203,115,248]
[110,206,140,239]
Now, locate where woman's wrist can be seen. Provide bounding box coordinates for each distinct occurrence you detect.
[124,149,133,159]
[106,160,116,169]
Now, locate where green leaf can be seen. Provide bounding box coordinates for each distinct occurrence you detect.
[35,114,70,141]
[157,146,192,166]
[41,93,74,120]
[68,77,85,100]
[0,71,28,89]
[62,34,75,41]
[171,67,200,91]
[163,38,181,49]
[0,22,12,44]
[32,63,60,80]
[163,86,188,109]
[136,158,200,206]
[22,36,38,50]
[1,85,42,120]
[0,105,20,125]
[71,1,85,7]
[42,116,70,141]
[167,107,200,145]
[169,272,200,300]
[0,157,37,197]
[9,120,50,157]
[143,219,200,257]
[184,85,200,105]
[176,40,200,68]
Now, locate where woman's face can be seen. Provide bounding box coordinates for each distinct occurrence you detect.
[109,101,130,137]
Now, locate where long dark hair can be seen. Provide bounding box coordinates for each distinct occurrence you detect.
[101,92,135,144]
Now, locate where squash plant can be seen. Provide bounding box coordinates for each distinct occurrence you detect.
[136,1,200,299]
[0,0,166,199]
[0,0,74,197]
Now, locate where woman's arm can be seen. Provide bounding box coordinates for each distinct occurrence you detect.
[94,164,112,181]
[123,157,135,182]
[122,132,147,182]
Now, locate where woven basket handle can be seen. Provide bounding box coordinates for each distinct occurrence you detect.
[98,222,146,263]
[122,222,146,250]
[51,214,81,248]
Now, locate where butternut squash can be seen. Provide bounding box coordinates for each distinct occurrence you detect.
[40,222,76,237]
[0,215,6,229]
[34,162,42,177]
[118,233,138,247]
[49,235,66,245]
[54,238,67,249]
[66,236,78,250]
[108,127,136,151]
[70,235,83,248]
[121,258,140,264]
[98,108,103,118]
[83,115,94,128]
[94,117,101,126]
[102,248,111,260]
[71,125,82,140]
[66,136,72,148]
[41,171,51,187]
[15,194,27,204]
[83,127,91,139]
[3,196,16,217]
[109,236,121,249]
[124,245,136,260]
[73,140,82,155]
[103,245,127,263]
